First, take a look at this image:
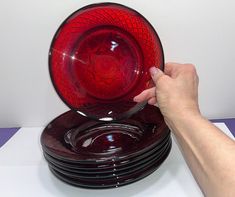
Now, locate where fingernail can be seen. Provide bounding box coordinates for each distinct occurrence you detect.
[149,67,158,77]
[133,96,139,102]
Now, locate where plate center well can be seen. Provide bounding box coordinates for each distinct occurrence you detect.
[71,26,143,100]
[65,123,144,155]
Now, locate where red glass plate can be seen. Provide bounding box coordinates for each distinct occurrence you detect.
[47,143,170,181]
[40,105,169,163]
[42,133,170,172]
[49,144,171,189]
[49,3,164,121]
[44,139,171,179]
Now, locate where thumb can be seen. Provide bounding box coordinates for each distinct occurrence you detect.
[149,67,164,84]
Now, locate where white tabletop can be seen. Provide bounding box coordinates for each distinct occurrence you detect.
[0,123,234,197]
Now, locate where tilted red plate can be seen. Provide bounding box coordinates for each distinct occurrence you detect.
[49,3,164,121]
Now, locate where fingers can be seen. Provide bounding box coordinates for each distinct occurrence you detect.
[134,66,165,103]
[149,66,165,84]
[133,64,172,104]
[164,62,197,79]
[164,62,177,75]
[133,87,156,102]
[164,62,184,78]
[148,97,157,105]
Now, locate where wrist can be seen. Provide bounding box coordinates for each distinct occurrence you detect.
[164,110,203,135]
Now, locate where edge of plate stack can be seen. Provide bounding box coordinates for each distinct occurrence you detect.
[41,106,171,189]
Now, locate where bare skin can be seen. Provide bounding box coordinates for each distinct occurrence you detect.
[134,63,235,197]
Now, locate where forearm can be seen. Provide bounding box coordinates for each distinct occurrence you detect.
[134,63,235,195]
[168,114,235,197]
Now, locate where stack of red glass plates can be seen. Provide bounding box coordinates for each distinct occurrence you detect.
[41,105,171,189]
[43,3,170,189]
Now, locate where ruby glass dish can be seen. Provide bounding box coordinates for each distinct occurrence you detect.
[45,139,171,179]
[49,3,164,121]
[42,133,170,172]
[41,105,169,163]
[41,105,171,189]
[49,144,171,189]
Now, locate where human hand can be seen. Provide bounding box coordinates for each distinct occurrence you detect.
[133,63,201,125]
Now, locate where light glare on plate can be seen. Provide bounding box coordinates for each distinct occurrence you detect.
[77,111,87,117]
[99,117,113,121]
